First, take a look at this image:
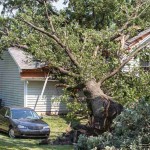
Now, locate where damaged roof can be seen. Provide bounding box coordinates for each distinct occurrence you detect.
[126,27,150,50]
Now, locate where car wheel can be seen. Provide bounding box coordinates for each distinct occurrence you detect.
[9,128,15,138]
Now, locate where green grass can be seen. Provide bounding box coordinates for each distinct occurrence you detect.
[43,116,69,140]
[0,116,73,150]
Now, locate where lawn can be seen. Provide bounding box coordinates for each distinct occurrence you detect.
[0,116,73,150]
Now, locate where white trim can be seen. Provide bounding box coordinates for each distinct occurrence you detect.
[21,78,58,82]
[24,80,28,107]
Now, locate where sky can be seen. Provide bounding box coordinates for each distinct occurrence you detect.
[53,0,67,10]
[0,0,67,13]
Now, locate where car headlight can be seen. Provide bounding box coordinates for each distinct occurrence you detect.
[18,125,27,129]
[43,126,50,129]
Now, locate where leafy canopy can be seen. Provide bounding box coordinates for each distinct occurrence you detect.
[0,0,150,105]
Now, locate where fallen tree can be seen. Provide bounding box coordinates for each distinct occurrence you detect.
[0,0,150,131]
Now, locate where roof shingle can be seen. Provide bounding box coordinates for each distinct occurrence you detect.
[8,47,42,70]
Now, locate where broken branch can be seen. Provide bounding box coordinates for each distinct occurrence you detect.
[43,1,55,33]
[100,42,150,84]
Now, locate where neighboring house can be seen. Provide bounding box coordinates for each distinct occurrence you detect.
[123,27,150,72]
[0,47,67,115]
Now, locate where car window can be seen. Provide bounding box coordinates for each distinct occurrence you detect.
[11,109,40,119]
[0,107,7,116]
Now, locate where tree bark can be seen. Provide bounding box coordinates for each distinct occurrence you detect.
[83,79,123,132]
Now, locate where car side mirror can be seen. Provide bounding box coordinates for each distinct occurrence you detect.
[4,115,9,119]
[40,116,43,119]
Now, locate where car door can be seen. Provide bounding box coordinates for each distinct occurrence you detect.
[0,107,10,132]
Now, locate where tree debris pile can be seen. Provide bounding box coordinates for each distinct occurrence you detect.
[39,124,102,145]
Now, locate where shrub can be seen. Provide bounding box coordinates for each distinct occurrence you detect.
[75,97,150,150]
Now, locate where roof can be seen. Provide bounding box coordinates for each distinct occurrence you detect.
[128,28,150,43]
[8,47,43,70]
[126,27,150,50]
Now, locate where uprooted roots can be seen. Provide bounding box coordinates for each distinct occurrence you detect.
[39,124,104,145]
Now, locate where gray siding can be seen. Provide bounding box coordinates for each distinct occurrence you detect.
[0,51,24,106]
[122,58,139,72]
[27,81,67,113]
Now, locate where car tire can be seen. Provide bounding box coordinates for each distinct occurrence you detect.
[9,128,16,138]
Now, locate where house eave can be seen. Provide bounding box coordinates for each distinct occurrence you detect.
[21,77,58,81]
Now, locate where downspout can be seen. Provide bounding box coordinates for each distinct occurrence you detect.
[34,72,50,110]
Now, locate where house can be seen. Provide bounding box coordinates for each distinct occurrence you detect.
[0,47,67,115]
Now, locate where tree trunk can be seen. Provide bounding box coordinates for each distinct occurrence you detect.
[83,79,123,132]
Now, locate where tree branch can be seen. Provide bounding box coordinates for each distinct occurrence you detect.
[10,44,29,50]
[18,17,81,69]
[92,45,100,58]
[110,14,135,41]
[52,65,80,77]
[80,34,87,52]
[45,61,80,78]
[0,27,9,36]
[100,42,150,85]
[0,30,7,36]
[43,1,55,33]
[55,83,69,88]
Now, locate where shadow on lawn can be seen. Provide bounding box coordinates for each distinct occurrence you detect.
[0,132,39,150]
[0,131,73,150]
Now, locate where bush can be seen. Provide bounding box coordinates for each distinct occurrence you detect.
[75,97,150,150]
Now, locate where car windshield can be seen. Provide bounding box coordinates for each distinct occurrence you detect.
[11,109,40,119]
